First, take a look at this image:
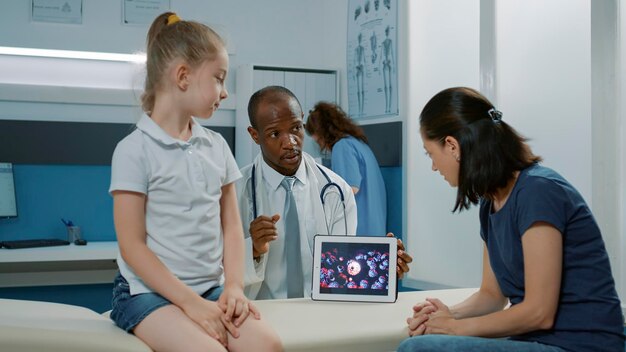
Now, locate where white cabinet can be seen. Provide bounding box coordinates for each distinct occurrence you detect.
[235,65,339,167]
[0,242,119,287]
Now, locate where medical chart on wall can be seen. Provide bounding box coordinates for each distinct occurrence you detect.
[31,0,83,24]
[123,0,170,25]
[347,0,398,119]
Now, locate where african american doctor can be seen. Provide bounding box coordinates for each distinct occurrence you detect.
[236,86,412,300]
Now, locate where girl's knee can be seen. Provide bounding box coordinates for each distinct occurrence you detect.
[230,318,282,352]
[257,330,282,352]
[252,322,282,352]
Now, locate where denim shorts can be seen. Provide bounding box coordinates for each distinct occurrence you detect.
[110,272,223,332]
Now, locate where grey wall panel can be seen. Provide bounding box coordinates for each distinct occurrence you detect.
[0,120,235,165]
[360,121,402,167]
[212,126,235,154]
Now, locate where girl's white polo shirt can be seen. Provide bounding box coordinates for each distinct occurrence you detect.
[109,115,242,295]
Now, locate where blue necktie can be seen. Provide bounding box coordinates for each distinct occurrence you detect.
[281,176,304,298]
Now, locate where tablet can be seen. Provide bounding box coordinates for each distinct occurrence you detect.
[311,235,398,303]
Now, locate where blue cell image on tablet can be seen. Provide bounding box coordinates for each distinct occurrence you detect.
[319,242,390,296]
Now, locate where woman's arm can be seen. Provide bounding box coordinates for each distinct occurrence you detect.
[407,246,507,336]
[449,245,508,319]
[407,244,506,336]
[426,222,562,337]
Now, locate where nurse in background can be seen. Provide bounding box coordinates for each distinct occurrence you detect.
[305,101,387,236]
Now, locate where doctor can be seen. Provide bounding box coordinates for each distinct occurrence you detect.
[236,86,412,300]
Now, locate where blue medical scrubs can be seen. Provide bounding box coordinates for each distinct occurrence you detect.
[331,136,387,236]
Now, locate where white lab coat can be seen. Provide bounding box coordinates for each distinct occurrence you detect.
[236,153,357,299]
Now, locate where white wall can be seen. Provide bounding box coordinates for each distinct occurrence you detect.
[496,0,592,202]
[618,0,626,312]
[404,0,483,289]
[591,0,624,312]
[405,0,624,313]
[0,1,346,68]
[0,0,347,126]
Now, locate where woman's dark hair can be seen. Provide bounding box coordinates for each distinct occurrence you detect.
[420,87,542,212]
[304,102,368,151]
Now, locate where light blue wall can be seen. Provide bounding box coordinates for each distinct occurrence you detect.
[0,164,407,305]
[1,165,404,243]
[0,165,117,312]
[381,166,402,239]
[0,165,115,242]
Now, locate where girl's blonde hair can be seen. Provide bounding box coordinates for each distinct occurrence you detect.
[142,12,225,114]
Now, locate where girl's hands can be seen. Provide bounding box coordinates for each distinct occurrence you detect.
[182,297,230,347]
[218,284,261,338]
[180,285,261,345]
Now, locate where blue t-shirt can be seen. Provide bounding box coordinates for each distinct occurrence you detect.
[331,136,387,236]
[479,164,624,352]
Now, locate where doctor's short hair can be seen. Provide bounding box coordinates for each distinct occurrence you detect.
[247,86,303,128]
[420,87,542,212]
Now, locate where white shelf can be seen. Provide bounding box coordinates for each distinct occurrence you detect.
[0,241,119,287]
[0,241,118,264]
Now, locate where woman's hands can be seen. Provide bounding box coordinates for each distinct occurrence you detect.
[407,298,460,336]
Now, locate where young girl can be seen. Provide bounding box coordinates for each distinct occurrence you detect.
[109,12,281,352]
[399,87,624,352]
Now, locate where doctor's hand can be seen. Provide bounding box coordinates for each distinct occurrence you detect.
[250,214,280,258]
[387,232,413,278]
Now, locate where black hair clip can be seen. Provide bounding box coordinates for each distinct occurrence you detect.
[488,108,503,123]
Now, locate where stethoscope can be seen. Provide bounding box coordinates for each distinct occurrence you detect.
[251,164,348,235]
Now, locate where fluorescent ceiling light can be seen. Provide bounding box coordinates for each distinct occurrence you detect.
[0,46,146,63]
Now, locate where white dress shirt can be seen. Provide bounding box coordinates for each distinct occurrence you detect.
[256,160,309,298]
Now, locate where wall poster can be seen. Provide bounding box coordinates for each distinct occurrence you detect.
[347,0,398,119]
[31,0,83,24]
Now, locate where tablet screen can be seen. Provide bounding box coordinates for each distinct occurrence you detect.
[312,235,397,303]
[320,241,391,295]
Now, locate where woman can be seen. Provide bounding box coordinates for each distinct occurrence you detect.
[305,101,387,237]
[399,87,624,352]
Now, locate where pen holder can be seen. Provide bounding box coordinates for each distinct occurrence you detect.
[67,226,82,243]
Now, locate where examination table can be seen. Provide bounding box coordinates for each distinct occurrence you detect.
[0,288,477,351]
